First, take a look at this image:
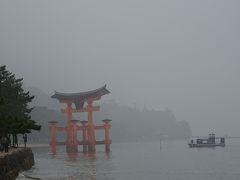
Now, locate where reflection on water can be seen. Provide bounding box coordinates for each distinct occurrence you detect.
[50,151,112,180]
[65,151,112,180]
[18,140,240,180]
[17,146,113,180]
[65,152,79,162]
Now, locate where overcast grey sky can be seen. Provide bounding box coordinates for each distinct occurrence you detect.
[1,0,240,136]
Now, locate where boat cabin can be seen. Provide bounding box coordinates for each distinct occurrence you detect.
[189,133,225,148]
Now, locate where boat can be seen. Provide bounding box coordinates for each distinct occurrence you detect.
[188,133,225,148]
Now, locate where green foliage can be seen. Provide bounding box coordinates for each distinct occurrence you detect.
[0,65,41,137]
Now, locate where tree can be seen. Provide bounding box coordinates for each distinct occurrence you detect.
[0,65,41,146]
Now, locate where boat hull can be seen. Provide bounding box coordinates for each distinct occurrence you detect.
[188,143,225,148]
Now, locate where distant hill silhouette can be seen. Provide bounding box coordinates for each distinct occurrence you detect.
[99,100,191,141]
[28,87,192,143]
[27,86,60,110]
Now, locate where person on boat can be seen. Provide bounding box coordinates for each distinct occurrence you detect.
[220,137,225,144]
[190,139,194,144]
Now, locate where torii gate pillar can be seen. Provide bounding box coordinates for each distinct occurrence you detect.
[87,101,96,152]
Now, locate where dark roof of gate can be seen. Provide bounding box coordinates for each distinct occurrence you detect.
[51,85,110,101]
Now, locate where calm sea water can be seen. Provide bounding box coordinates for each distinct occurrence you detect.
[17,139,240,180]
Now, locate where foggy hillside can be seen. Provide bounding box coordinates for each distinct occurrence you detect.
[27,86,60,110]
[28,87,191,143]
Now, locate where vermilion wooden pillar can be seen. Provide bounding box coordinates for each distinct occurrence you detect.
[67,120,79,153]
[80,120,88,153]
[49,121,57,154]
[102,119,112,153]
[87,101,96,152]
[66,102,73,123]
[66,102,75,153]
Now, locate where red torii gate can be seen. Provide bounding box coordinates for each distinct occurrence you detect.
[49,85,112,154]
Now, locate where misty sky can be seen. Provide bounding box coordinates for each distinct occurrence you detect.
[1,0,240,136]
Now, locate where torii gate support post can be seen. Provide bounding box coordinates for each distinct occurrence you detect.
[66,102,75,153]
[80,120,88,153]
[87,101,96,153]
[102,119,112,153]
[49,121,57,155]
[67,120,79,153]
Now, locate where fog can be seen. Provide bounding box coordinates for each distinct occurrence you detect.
[1,0,240,136]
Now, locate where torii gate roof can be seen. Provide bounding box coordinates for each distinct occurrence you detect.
[51,85,110,102]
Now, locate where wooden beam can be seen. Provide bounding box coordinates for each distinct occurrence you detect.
[76,126,83,131]
[56,142,67,145]
[59,100,73,104]
[95,140,112,145]
[61,106,100,113]
[56,127,67,131]
[95,125,105,130]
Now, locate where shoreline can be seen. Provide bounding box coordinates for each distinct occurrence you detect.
[0,147,34,180]
[19,144,49,148]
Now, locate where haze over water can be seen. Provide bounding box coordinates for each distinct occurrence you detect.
[17,140,240,180]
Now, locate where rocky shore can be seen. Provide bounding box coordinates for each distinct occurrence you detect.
[0,148,34,180]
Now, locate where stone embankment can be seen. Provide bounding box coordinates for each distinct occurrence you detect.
[0,148,34,180]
